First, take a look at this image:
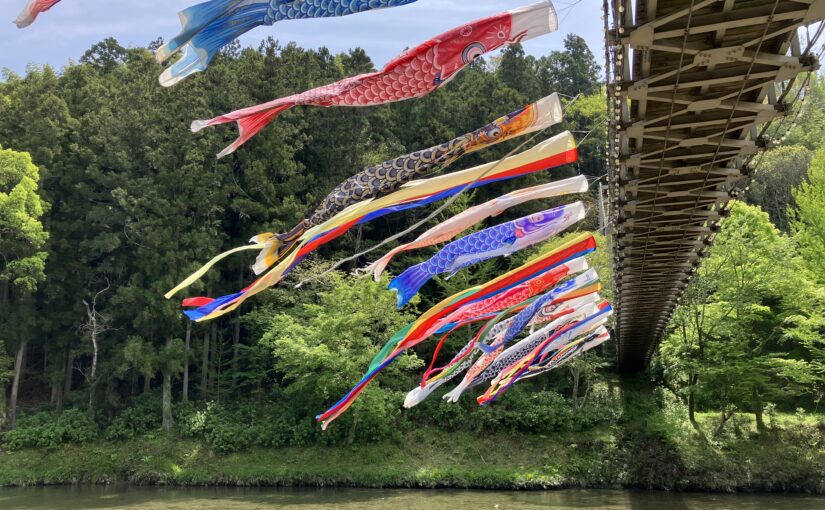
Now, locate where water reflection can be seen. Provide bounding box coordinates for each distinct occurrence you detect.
[0,487,822,509]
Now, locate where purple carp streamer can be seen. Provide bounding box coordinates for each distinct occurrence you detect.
[156,0,420,87]
[388,202,586,307]
[256,94,563,270]
[367,174,588,280]
[191,1,560,157]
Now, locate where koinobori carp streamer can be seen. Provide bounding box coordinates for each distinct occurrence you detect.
[314,233,597,429]
[388,201,586,307]
[156,0,420,87]
[14,0,61,27]
[252,94,564,269]
[191,1,559,157]
[367,174,588,280]
[166,132,578,322]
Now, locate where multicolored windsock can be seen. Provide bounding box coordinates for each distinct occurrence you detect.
[517,326,611,381]
[257,94,563,266]
[388,202,586,307]
[440,297,603,404]
[166,132,578,322]
[423,268,600,385]
[432,256,590,334]
[14,0,61,27]
[315,233,597,429]
[368,174,588,280]
[156,0,420,86]
[407,292,602,408]
[191,1,559,157]
[477,303,613,405]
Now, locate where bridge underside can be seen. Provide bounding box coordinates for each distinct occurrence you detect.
[605,0,824,372]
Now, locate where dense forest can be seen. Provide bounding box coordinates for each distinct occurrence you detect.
[1,33,825,490]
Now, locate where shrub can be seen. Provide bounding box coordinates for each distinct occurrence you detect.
[103,394,163,440]
[4,409,98,450]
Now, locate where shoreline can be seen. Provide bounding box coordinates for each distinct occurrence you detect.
[2,430,824,493]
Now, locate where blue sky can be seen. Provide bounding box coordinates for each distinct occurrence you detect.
[0,0,605,76]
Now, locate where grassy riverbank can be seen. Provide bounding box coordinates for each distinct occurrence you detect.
[2,411,824,492]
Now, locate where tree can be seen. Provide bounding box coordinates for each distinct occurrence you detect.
[80,280,111,415]
[497,44,541,100]
[0,147,48,428]
[748,145,813,233]
[658,202,812,434]
[260,267,421,443]
[537,34,601,97]
[792,150,825,282]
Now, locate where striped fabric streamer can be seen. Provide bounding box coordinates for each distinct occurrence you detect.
[314,233,597,429]
[165,132,578,321]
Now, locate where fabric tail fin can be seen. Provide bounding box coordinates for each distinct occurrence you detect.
[404,381,445,409]
[156,0,247,62]
[164,244,264,299]
[388,264,433,308]
[158,3,268,87]
[192,102,295,158]
[442,381,470,403]
[14,0,57,28]
[367,246,403,282]
[14,1,36,28]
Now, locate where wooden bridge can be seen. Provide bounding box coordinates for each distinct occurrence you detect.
[603,0,824,371]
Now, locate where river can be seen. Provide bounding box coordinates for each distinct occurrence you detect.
[1,487,824,509]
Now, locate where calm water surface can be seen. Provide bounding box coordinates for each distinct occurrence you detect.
[1,487,823,509]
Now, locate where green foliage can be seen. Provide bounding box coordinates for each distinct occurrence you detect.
[259,270,420,442]
[657,202,819,433]
[749,145,813,233]
[103,393,163,440]
[3,409,97,450]
[0,147,48,292]
[177,400,314,453]
[792,149,825,282]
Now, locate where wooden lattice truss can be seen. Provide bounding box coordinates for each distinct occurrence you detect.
[604,0,825,371]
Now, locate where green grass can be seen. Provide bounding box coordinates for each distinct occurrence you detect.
[2,418,825,492]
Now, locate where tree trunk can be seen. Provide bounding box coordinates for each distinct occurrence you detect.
[200,331,209,400]
[570,366,581,411]
[182,322,191,403]
[688,373,700,432]
[755,396,766,433]
[143,374,151,394]
[162,339,173,434]
[208,322,217,395]
[232,310,241,389]
[63,351,74,397]
[8,340,28,429]
[50,381,60,409]
[714,407,734,437]
[0,381,6,429]
[54,381,64,415]
[350,225,364,271]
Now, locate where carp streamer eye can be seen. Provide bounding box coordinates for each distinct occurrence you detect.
[462,42,487,64]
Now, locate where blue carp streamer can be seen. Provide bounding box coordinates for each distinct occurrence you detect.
[388,202,585,307]
[156,0,418,86]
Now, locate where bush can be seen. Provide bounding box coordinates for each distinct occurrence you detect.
[177,400,316,453]
[103,393,163,440]
[3,409,98,450]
